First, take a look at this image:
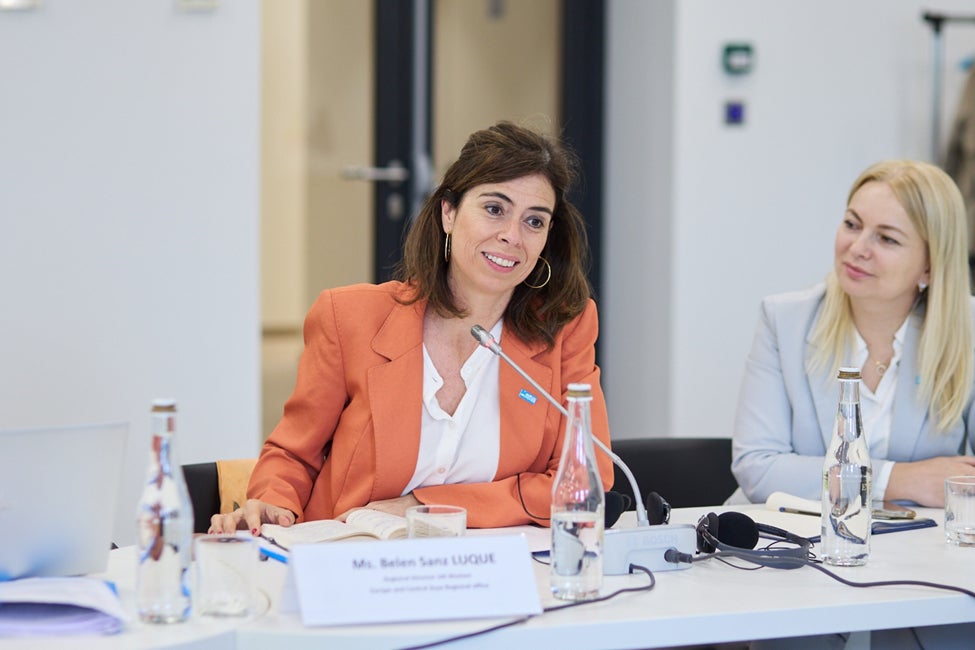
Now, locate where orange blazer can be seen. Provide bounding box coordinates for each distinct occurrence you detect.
[248,281,613,528]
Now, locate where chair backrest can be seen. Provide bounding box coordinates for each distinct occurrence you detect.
[183,462,220,534]
[611,437,737,509]
[182,458,257,533]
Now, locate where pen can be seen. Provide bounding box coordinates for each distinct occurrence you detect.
[259,545,289,564]
[778,507,819,517]
[259,533,290,564]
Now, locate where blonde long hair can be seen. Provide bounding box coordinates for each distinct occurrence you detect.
[809,160,973,431]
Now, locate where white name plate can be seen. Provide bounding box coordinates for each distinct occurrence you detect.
[291,534,542,626]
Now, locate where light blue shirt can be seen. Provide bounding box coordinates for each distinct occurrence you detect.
[730,284,975,505]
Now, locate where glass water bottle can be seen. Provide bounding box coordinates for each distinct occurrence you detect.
[136,399,194,623]
[550,383,604,600]
[821,368,872,566]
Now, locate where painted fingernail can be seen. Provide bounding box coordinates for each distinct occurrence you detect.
[251,528,258,535]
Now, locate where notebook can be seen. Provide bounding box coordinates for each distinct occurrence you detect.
[0,421,129,581]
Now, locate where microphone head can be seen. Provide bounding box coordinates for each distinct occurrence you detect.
[715,511,760,550]
[470,324,501,354]
[470,324,491,346]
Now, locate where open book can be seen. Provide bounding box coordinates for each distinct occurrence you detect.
[261,509,407,549]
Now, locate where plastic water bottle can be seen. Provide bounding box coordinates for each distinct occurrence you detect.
[136,399,194,622]
[551,383,604,600]
[821,368,872,566]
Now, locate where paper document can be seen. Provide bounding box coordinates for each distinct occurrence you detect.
[766,491,917,519]
[765,491,820,516]
[0,576,128,637]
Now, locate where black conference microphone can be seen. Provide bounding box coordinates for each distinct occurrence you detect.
[470,324,697,573]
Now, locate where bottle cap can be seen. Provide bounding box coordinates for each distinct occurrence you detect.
[567,383,592,398]
[837,367,861,380]
[151,398,177,412]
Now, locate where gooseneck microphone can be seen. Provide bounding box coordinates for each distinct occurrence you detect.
[471,324,698,573]
[471,324,650,527]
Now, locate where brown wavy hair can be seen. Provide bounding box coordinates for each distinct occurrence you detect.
[395,121,592,347]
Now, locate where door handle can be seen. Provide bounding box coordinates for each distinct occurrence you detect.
[342,160,409,183]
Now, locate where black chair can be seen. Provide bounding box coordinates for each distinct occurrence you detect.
[610,437,738,509]
[182,462,220,534]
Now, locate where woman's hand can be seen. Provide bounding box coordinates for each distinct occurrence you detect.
[336,493,422,522]
[885,456,975,507]
[208,498,296,535]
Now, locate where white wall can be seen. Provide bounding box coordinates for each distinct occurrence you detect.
[605,0,975,440]
[0,1,261,544]
[604,0,676,439]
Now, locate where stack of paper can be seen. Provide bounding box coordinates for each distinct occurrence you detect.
[0,577,128,637]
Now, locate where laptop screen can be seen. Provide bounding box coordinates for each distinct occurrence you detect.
[0,422,128,580]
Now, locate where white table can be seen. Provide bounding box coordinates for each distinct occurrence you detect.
[10,506,975,649]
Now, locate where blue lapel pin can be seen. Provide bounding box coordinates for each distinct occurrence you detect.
[518,388,538,405]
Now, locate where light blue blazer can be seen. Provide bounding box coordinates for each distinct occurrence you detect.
[731,283,975,504]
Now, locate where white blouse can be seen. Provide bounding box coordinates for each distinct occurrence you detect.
[402,319,503,494]
[852,317,909,500]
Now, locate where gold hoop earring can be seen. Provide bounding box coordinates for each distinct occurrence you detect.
[524,256,551,289]
[444,233,451,263]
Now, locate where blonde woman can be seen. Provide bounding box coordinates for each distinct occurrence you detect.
[732,160,975,508]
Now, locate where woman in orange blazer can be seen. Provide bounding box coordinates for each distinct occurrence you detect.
[211,122,613,533]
